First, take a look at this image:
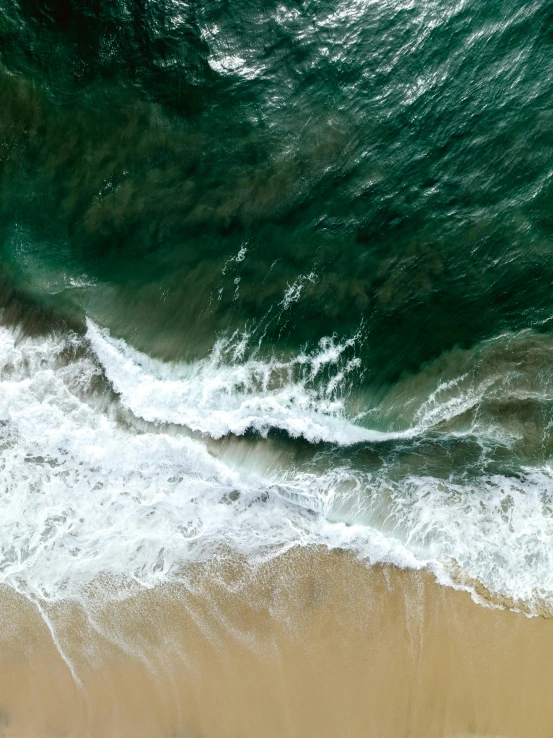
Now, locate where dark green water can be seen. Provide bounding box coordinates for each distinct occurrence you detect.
[3,0,553,378]
[2,0,553,610]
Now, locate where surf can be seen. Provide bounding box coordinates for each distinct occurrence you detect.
[0,316,551,615]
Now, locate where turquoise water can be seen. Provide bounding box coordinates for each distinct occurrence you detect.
[2,0,553,611]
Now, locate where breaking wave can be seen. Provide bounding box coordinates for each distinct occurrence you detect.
[1,319,553,615]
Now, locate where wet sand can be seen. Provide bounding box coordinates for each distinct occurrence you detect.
[0,547,552,738]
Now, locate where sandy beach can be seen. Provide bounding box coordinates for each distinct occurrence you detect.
[0,548,550,738]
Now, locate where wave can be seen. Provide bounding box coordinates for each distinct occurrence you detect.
[1,320,553,615]
[0,323,418,599]
[85,318,414,445]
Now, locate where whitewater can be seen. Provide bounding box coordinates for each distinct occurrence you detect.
[1,317,553,615]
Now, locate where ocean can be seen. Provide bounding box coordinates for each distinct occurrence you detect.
[1,0,553,734]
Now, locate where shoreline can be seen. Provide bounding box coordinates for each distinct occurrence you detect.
[1,547,552,737]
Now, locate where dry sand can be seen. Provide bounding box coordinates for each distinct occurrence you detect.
[0,547,551,738]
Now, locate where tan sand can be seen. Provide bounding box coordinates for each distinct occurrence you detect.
[0,547,551,738]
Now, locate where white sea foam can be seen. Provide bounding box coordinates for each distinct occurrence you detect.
[1,322,553,613]
[85,318,410,445]
[325,468,553,612]
[0,324,418,601]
